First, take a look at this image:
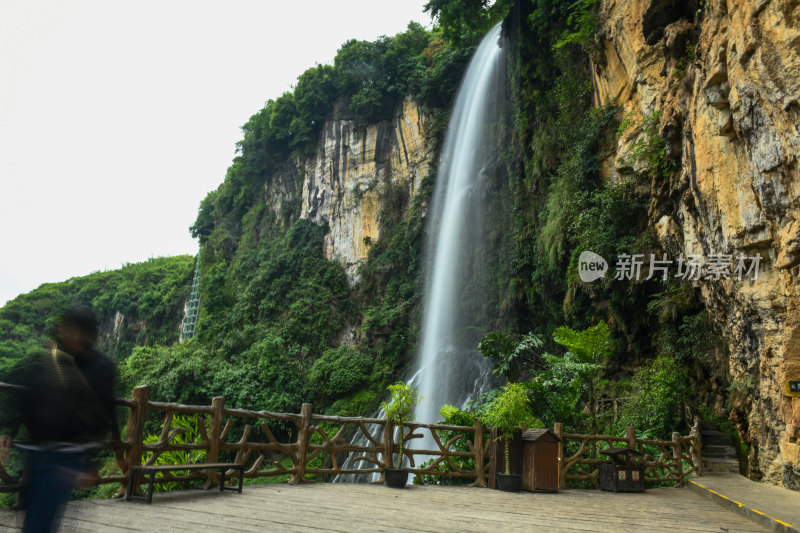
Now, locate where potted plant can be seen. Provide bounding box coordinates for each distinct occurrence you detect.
[380,381,421,488]
[484,382,539,492]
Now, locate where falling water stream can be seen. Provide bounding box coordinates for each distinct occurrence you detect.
[334,23,506,481]
[413,22,505,429]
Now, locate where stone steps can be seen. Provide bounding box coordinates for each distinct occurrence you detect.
[698,420,719,432]
[704,444,738,459]
[702,430,734,447]
[700,421,740,475]
[703,456,741,474]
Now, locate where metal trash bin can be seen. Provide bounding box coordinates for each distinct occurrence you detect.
[598,447,645,493]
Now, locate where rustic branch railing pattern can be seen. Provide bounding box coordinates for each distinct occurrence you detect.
[399,420,489,485]
[0,383,700,494]
[553,418,703,489]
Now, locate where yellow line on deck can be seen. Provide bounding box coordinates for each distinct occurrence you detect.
[750,509,793,529]
[690,479,796,529]
[692,481,793,527]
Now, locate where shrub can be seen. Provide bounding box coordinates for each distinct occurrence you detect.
[308,346,373,401]
[618,355,688,439]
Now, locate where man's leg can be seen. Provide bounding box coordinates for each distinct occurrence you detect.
[23,451,83,533]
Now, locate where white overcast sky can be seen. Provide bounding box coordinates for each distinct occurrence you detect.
[0,0,431,306]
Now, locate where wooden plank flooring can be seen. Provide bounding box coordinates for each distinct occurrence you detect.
[0,483,767,532]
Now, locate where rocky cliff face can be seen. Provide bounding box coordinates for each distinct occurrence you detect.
[298,99,430,281]
[594,0,800,484]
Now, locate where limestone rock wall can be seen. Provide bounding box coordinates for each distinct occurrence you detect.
[300,98,430,281]
[594,0,800,484]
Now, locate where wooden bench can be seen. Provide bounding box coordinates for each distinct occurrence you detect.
[125,463,245,504]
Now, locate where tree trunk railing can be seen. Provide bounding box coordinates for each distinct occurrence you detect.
[0,383,700,494]
[554,418,703,489]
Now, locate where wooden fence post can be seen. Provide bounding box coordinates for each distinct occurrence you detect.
[672,431,683,487]
[626,425,636,450]
[692,416,703,477]
[554,422,564,489]
[290,403,312,485]
[382,418,394,482]
[203,396,224,488]
[120,385,149,496]
[472,418,486,487]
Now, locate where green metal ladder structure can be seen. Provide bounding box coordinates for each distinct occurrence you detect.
[180,254,201,341]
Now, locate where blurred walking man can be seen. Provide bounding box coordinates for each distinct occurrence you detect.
[0,304,117,532]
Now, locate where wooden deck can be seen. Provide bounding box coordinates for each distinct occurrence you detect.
[0,483,767,532]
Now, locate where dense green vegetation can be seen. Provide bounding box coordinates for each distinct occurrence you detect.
[0,256,194,382]
[122,219,355,413]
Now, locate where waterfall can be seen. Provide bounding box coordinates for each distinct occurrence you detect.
[332,23,507,482]
[331,369,423,483]
[413,23,505,427]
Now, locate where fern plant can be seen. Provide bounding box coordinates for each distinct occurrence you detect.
[543,322,611,434]
[142,414,207,492]
[478,331,544,382]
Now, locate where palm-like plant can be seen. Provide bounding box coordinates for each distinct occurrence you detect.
[381,382,421,469]
[484,382,541,475]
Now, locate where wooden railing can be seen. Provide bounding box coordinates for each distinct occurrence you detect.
[0,383,700,493]
[120,386,491,490]
[554,418,703,488]
[0,385,489,493]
